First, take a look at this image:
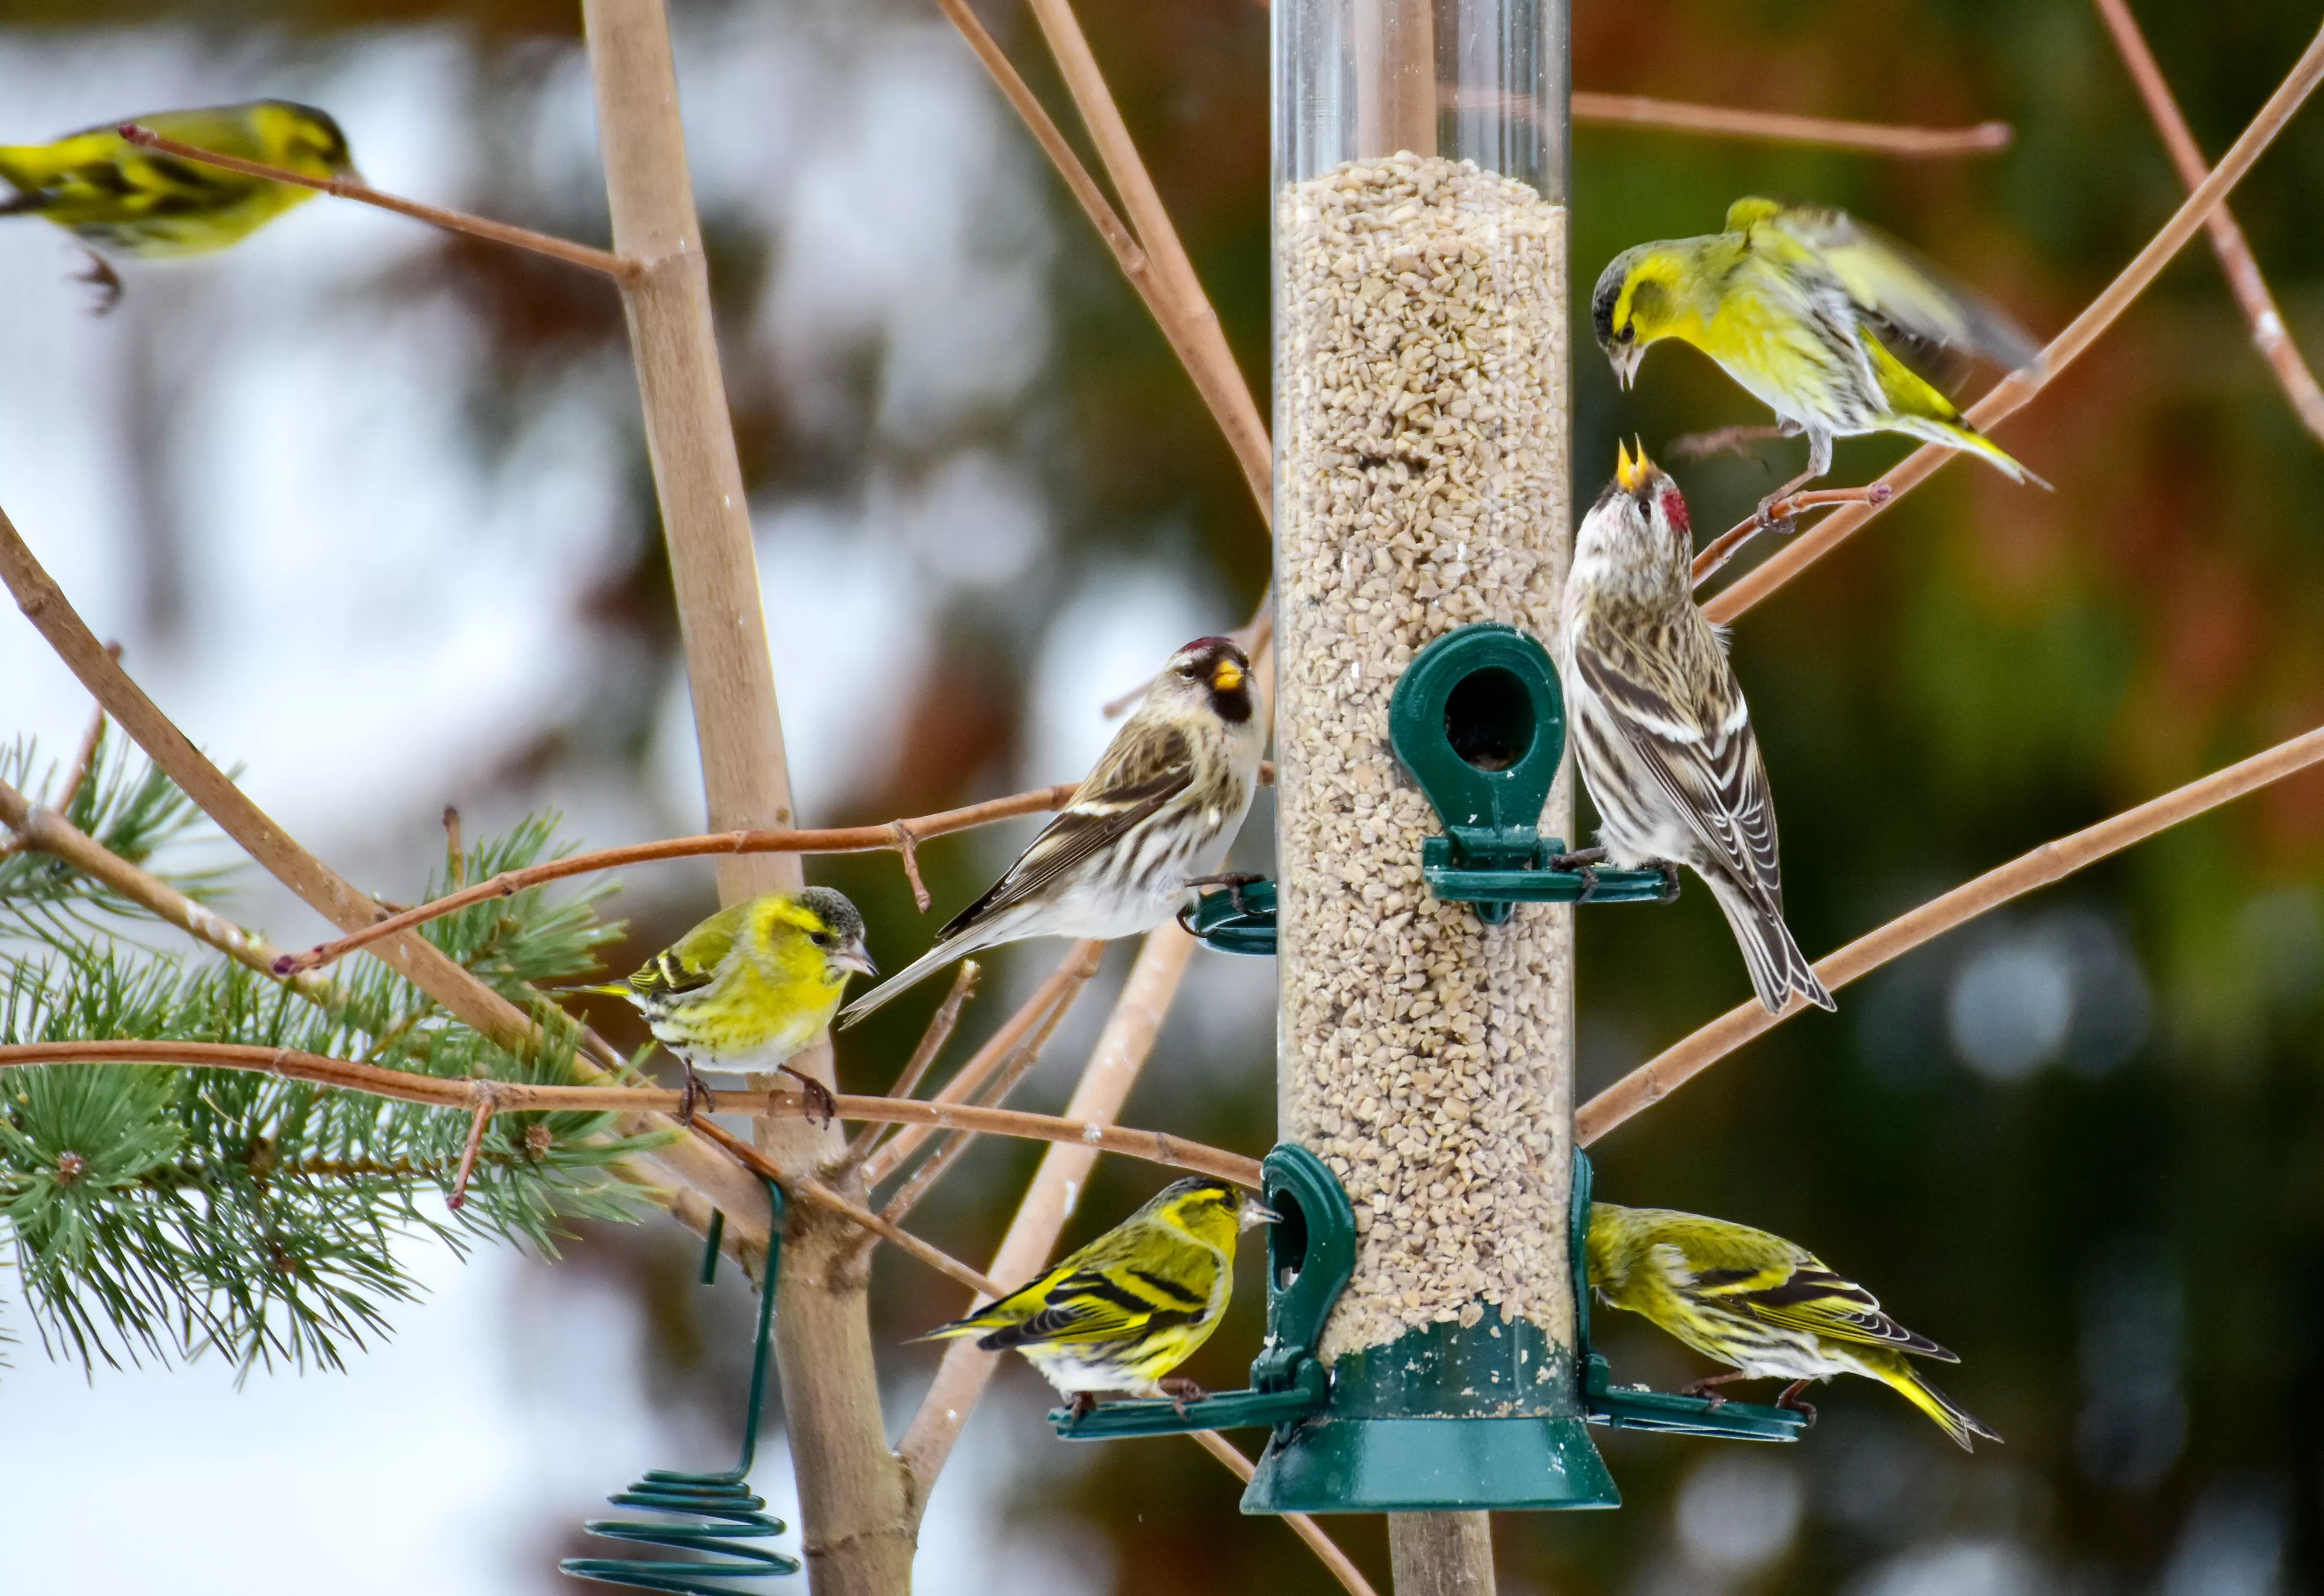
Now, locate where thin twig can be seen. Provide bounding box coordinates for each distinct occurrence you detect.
[890,820,930,911]
[275,783,1081,975]
[0,1045,1267,1186]
[1708,22,2324,625]
[2089,0,2324,441]
[1011,0,1274,522]
[54,673,113,809]
[444,1096,496,1211]
[928,0,1273,523]
[444,805,465,888]
[117,123,639,284]
[876,964,1086,1228]
[859,941,1107,1186]
[1571,92,2011,156]
[1577,719,2324,1145]
[1187,1430,1381,1596]
[840,961,980,1168]
[1690,485,1894,590]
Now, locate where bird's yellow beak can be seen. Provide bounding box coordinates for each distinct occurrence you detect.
[1614,438,1654,494]
[835,938,878,981]
[1211,659,1245,693]
[1238,1196,1281,1231]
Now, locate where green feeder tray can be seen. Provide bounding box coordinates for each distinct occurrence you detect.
[1182,877,1279,957]
[1387,623,1678,923]
[1573,1153,1807,1443]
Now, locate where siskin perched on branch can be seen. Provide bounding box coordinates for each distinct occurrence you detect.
[1592,196,2043,517]
[916,1176,1275,1415]
[1588,1200,2001,1450]
[580,888,873,1127]
[1562,445,1832,1014]
[841,637,1264,1026]
[0,100,356,310]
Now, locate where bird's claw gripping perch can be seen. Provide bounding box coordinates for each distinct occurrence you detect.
[675,1064,717,1129]
[1186,872,1266,919]
[778,1064,838,1129]
[1547,847,1608,903]
[1777,1381,1819,1429]
[1157,1376,1206,1418]
[1656,860,1683,903]
[76,252,123,315]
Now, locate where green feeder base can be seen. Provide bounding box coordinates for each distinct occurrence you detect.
[1242,1314,1620,1514]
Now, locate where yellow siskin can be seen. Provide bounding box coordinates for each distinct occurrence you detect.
[1588,1200,2001,1450]
[1592,197,2043,514]
[582,887,874,1126]
[917,1176,1276,1415]
[1562,444,1831,1014]
[0,101,357,308]
[841,636,1265,1026]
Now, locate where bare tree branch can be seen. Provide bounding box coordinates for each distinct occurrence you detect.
[1572,92,2011,156]
[1577,720,2324,1145]
[1705,21,2324,623]
[1011,0,1274,522]
[2088,0,2324,441]
[275,783,1083,976]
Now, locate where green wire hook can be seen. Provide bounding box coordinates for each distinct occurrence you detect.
[561,1180,802,1590]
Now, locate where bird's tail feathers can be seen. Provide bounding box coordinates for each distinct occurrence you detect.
[1896,414,2050,490]
[1706,875,1835,1015]
[1880,1360,2003,1452]
[909,1317,994,1344]
[838,937,977,1028]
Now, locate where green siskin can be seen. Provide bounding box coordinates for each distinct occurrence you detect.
[0,101,357,308]
[1592,197,2043,515]
[582,887,874,1127]
[917,1176,1276,1415]
[1588,1201,2000,1450]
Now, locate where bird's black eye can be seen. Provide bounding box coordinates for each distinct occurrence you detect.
[1178,663,1201,679]
[810,930,835,948]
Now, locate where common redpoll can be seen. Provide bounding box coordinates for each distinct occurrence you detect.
[1561,444,1832,1014]
[841,637,1264,1025]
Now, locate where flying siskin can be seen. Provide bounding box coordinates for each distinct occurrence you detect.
[841,636,1264,1025]
[1587,1200,2000,1450]
[1593,197,2042,513]
[0,100,357,309]
[1562,444,1832,1014]
[917,1176,1275,1415]
[582,887,874,1125]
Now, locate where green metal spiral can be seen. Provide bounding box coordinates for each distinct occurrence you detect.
[561,1183,802,1591]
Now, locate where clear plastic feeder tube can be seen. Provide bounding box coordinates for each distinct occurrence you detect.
[1271,0,1577,1368]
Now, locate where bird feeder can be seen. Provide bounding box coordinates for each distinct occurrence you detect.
[1267,0,1616,1514]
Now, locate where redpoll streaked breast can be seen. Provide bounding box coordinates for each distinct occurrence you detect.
[841,637,1264,1025]
[1588,1200,2000,1449]
[1561,443,1832,1014]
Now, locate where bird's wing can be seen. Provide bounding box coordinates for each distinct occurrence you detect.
[627,901,750,996]
[973,1263,1208,1350]
[1666,1223,1956,1361]
[1758,202,2039,372]
[935,726,1195,940]
[1574,624,1783,904]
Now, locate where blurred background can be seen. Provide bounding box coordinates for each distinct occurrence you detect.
[2,0,2321,1591]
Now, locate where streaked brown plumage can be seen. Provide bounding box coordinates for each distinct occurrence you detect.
[1560,444,1831,1014]
[841,637,1264,1025]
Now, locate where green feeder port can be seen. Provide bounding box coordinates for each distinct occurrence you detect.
[1389,623,1677,923]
